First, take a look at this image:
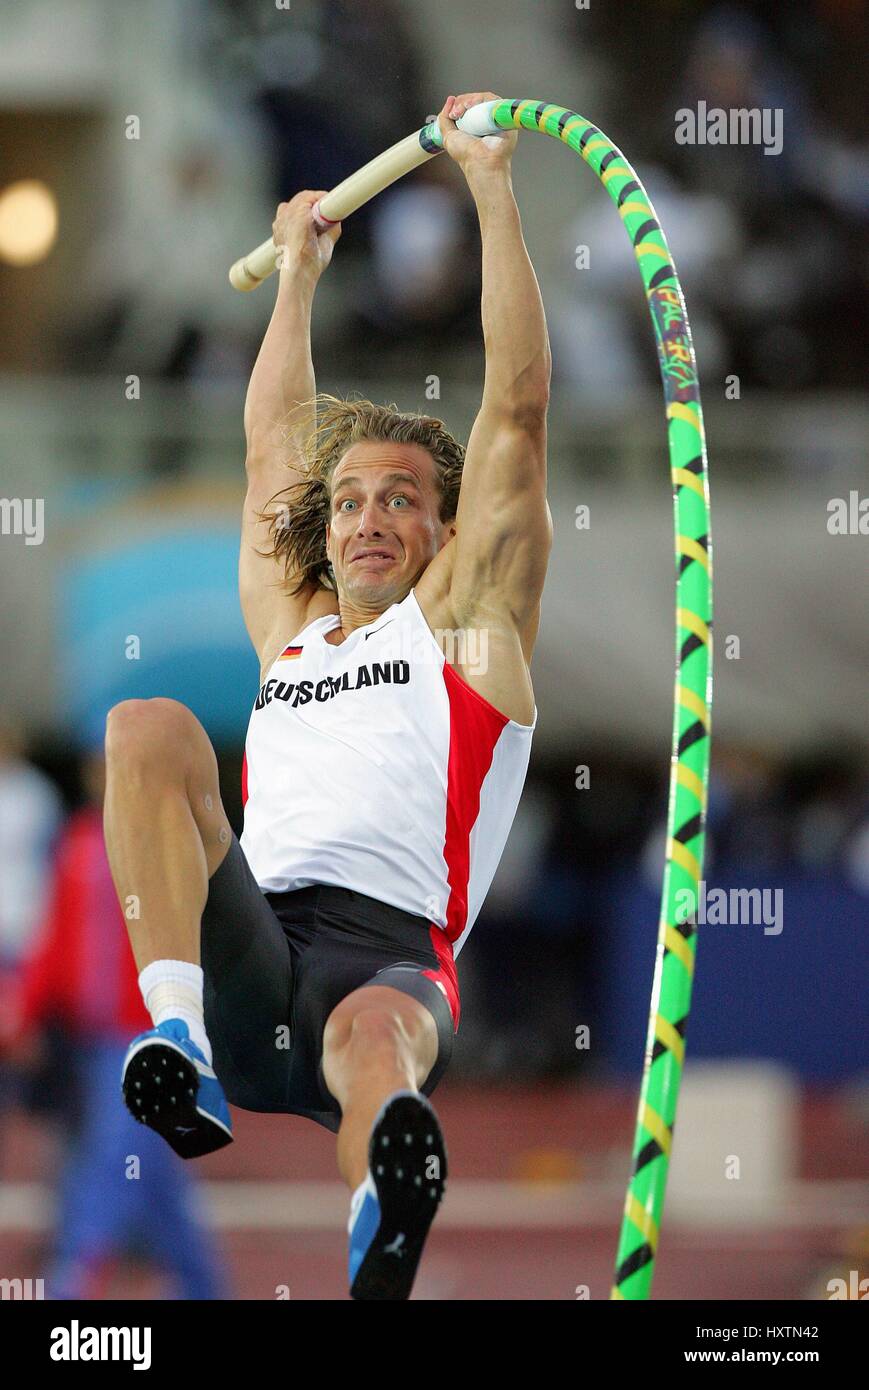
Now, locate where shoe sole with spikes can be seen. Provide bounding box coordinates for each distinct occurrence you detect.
[122,1036,232,1159]
[351,1091,448,1300]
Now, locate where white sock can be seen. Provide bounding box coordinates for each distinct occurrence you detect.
[348,1170,378,1236]
[138,958,212,1067]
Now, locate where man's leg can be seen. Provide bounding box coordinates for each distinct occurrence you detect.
[104,698,237,1157]
[103,697,233,970]
[322,984,447,1298]
[321,985,439,1191]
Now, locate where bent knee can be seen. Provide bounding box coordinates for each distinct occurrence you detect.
[104,697,201,768]
[324,998,424,1061]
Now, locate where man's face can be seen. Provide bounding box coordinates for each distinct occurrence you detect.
[326,440,454,608]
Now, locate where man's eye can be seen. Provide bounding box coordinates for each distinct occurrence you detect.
[337,495,408,511]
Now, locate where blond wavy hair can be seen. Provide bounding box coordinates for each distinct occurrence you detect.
[256,392,465,596]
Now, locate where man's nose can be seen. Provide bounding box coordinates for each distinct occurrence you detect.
[354,506,388,532]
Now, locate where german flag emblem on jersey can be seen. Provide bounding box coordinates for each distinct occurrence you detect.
[278,645,303,661]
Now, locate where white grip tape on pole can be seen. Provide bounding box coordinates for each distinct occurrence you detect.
[454,100,504,137]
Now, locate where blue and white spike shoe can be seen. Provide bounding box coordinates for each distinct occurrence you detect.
[349,1090,447,1300]
[121,1018,233,1159]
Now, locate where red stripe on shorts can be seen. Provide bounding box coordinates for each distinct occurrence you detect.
[423,924,461,1032]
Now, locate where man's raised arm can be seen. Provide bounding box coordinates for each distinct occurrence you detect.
[244,191,341,469]
[239,193,341,664]
[452,106,551,421]
[437,94,553,639]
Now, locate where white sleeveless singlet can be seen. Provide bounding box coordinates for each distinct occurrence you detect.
[239,587,536,956]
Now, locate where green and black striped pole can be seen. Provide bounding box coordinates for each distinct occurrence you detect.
[231,98,713,1300]
[427,100,713,1301]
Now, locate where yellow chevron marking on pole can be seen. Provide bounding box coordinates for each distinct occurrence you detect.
[634,241,670,259]
[602,164,631,184]
[669,837,702,883]
[668,402,702,433]
[677,608,710,646]
[625,1193,659,1251]
[611,1285,625,1299]
[642,1103,672,1155]
[664,924,695,975]
[582,138,609,156]
[618,201,650,218]
[676,762,708,809]
[677,535,710,572]
[678,684,710,729]
[654,1014,685,1067]
[514,101,539,125]
[673,467,706,499]
[560,119,588,141]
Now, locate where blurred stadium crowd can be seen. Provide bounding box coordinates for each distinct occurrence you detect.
[63,0,868,399]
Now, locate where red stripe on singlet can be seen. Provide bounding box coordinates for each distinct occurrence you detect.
[438,662,507,954]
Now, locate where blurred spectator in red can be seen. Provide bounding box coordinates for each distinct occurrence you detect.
[1,745,229,1300]
[0,719,62,971]
[0,719,63,1119]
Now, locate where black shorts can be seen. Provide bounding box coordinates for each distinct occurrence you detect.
[200,834,459,1134]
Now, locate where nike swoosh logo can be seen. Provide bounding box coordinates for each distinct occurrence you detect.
[175,1125,196,1135]
[383,1232,406,1256]
[365,620,394,640]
